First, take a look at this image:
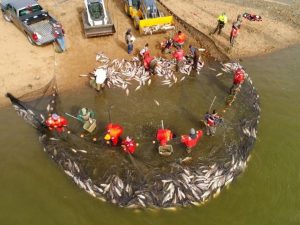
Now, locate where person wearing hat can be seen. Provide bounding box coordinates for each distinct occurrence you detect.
[125,29,135,54]
[121,136,137,154]
[45,113,68,132]
[211,12,228,35]
[181,128,203,153]
[104,123,123,146]
[77,108,95,123]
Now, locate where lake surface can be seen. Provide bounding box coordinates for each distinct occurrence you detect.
[0,45,299,225]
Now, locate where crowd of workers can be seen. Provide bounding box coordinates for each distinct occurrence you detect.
[49,13,248,157]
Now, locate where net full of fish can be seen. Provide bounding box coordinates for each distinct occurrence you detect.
[7,59,260,209]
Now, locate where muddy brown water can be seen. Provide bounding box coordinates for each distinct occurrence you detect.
[0,45,299,224]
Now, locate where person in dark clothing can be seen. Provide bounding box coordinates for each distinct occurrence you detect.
[189,45,202,70]
[125,29,135,54]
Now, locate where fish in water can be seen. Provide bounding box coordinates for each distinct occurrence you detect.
[154,99,160,106]
[135,85,141,91]
[216,73,223,77]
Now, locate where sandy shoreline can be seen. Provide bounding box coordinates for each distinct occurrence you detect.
[0,0,299,107]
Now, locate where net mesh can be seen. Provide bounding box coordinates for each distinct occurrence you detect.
[7,62,260,208]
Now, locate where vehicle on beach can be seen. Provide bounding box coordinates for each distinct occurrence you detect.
[82,0,116,37]
[0,0,65,51]
[124,0,174,34]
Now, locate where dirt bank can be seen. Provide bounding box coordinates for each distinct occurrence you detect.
[0,0,299,107]
[0,0,205,107]
[160,0,300,59]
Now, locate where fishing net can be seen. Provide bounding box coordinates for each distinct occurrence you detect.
[7,59,260,208]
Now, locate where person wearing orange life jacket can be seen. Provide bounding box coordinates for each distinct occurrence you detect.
[45,113,68,132]
[230,68,245,94]
[121,136,137,154]
[104,123,123,146]
[173,31,186,48]
[156,129,175,146]
[181,128,203,153]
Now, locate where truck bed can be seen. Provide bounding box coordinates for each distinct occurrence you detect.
[28,20,55,44]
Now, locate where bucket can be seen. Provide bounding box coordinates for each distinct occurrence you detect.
[158,145,173,156]
[83,119,97,133]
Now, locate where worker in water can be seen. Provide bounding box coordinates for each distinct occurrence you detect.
[173,47,185,71]
[104,123,123,146]
[181,128,203,153]
[173,31,186,48]
[77,108,95,123]
[210,12,228,35]
[140,43,150,59]
[121,136,137,154]
[189,45,204,70]
[45,113,68,132]
[90,67,108,92]
[156,128,175,146]
[125,29,135,54]
[143,51,157,73]
[204,110,223,136]
[161,38,173,54]
[230,67,245,94]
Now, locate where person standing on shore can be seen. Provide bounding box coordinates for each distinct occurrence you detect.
[210,12,228,35]
[230,15,242,46]
[125,29,135,54]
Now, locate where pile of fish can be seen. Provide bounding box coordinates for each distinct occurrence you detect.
[92,52,203,95]
[142,24,175,35]
[45,139,248,208]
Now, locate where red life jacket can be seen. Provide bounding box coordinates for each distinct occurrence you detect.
[156,129,173,146]
[233,68,245,85]
[181,130,203,148]
[231,27,239,37]
[207,117,215,126]
[173,49,184,61]
[121,139,136,154]
[46,116,68,132]
[143,54,154,70]
[106,123,123,146]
